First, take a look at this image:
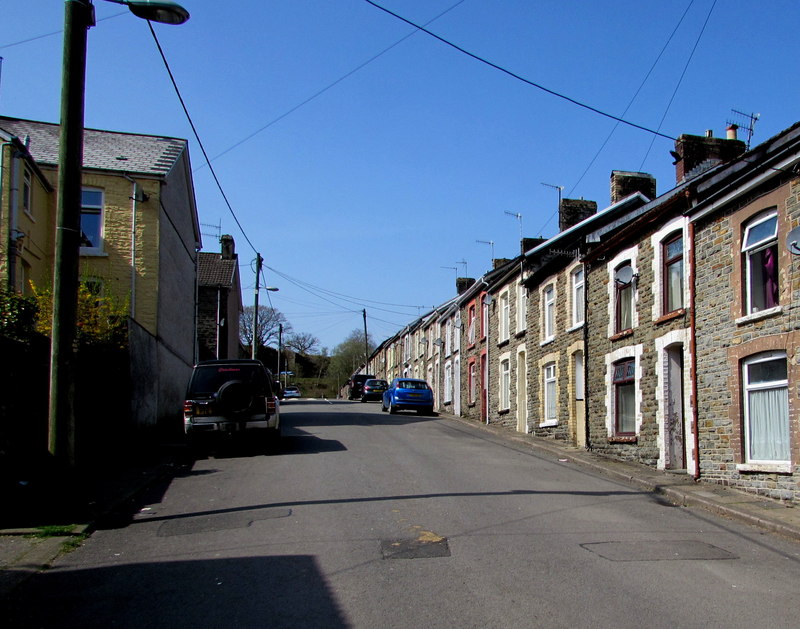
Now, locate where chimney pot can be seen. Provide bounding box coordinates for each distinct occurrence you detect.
[705,129,713,138]
[726,124,739,140]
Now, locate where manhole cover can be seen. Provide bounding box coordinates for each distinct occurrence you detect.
[581,540,737,562]
[381,535,451,559]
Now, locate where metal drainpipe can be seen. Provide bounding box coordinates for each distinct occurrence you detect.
[0,141,11,288]
[122,175,138,319]
[4,142,20,291]
[583,259,592,450]
[689,220,701,480]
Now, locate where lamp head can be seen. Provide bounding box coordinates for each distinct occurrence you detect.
[115,0,190,25]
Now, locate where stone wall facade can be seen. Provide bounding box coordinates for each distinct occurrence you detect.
[693,177,800,500]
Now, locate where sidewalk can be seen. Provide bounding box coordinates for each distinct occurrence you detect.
[2,414,799,599]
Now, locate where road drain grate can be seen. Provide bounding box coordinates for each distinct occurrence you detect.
[581,540,737,562]
[381,536,451,559]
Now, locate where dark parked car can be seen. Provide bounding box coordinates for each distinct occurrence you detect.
[381,378,434,415]
[347,373,375,400]
[183,359,280,440]
[360,378,388,402]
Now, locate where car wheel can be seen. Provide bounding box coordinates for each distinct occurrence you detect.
[360,396,366,403]
[389,399,397,414]
[381,400,387,412]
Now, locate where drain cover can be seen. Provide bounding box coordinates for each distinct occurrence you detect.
[581,540,737,562]
[381,535,451,559]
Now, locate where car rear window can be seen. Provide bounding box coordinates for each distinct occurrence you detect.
[188,365,269,396]
[397,380,428,390]
[365,380,386,386]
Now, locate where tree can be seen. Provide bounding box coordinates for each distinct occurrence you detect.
[239,305,292,351]
[285,331,320,355]
[329,328,376,383]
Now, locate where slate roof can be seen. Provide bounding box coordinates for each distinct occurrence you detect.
[198,253,237,288]
[0,116,186,176]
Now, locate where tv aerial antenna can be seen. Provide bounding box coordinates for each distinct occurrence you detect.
[727,109,760,149]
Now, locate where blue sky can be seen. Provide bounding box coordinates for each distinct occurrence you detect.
[2,1,798,351]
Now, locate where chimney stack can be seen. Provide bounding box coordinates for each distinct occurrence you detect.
[220,234,235,260]
[456,277,475,295]
[673,130,747,183]
[521,237,547,254]
[559,198,597,232]
[610,171,656,205]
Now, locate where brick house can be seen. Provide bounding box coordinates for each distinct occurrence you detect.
[0,116,201,432]
[687,122,800,499]
[197,234,242,361]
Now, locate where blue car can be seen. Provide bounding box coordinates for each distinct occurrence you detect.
[381,378,434,415]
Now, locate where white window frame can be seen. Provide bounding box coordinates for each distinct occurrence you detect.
[499,354,511,411]
[542,284,555,343]
[742,210,779,315]
[571,266,585,329]
[742,351,790,465]
[543,362,557,425]
[80,187,105,255]
[444,361,453,404]
[516,280,527,333]
[499,290,510,343]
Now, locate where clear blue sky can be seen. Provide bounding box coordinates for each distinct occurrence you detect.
[3,1,798,352]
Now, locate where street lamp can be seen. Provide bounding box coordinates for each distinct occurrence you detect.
[49,0,189,466]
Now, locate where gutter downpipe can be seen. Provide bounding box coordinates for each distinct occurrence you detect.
[583,258,592,450]
[689,219,701,481]
[122,175,139,319]
[3,142,20,291]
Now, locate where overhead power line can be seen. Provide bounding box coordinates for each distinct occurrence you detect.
[363,0,677,142]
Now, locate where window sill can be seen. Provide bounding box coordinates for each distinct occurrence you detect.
[498,408,510,416]
[443,401,452,406]
[467,402,476,408]
[655,309,685,325]
[609,329,633,342]
[736,306,783,326]
[540,337,555,348]
[538,420,558,428]
[609,435,637,444]
[515,329,526,338]
[567,323,584,334]
[497,338,509,349]
[736,462,792,474]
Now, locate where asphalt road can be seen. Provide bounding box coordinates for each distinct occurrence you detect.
[3,400,800,628]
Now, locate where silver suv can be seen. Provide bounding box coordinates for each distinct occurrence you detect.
[183,359,280,441]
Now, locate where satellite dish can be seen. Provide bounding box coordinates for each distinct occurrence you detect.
[615,266,634,284]
[786,226,800,255]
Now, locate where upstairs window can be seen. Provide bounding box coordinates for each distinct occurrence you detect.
[662,233,684,313]
[499,291,510,342]
[742,211,778,314]
[22,169,32,216]
[571,267,585,327]
[543,284,555,341]
[516,281,527,333]
[615,263,634,333]
[467,304,476,345]
[743,352,789,463]
[80,188,104,253]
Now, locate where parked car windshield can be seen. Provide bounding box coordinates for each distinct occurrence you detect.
[366,379,387,387]
[397,380,428,390]
[189,365,268,396]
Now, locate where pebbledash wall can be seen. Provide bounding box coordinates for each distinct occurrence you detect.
[692,177,800,500]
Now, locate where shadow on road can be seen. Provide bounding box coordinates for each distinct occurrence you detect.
[0,555,348,628]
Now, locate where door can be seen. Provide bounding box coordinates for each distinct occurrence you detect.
[665,346,686,470]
